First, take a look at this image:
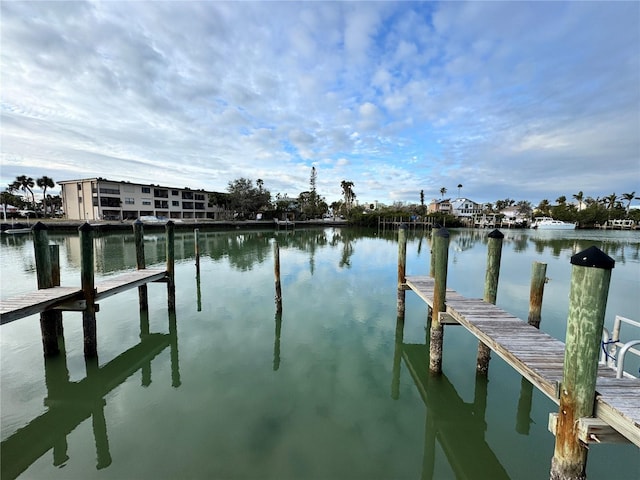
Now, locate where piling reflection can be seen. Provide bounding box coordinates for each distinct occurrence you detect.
[392,317,509,479]
[0,308,181,479]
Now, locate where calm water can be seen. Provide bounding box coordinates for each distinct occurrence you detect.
[1,227,638,479]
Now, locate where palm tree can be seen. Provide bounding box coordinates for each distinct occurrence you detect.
[621,192,636,215]
[340,180,355,211]
[37,176,55,216]
[536,199,551,216]
[457,184,463,197]
[572,191,584,211]
[440,187,447,198]
[556,195,566,205]
[604,193,617,210]
[12,175,35,209]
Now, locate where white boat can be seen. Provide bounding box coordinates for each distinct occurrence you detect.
[2,227,32,234]
[530,217,576,230]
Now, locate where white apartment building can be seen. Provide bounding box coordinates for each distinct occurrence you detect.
[59,178,228,221]
[450,198,483,218]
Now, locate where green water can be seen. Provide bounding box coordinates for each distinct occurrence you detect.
[1,227,638,479]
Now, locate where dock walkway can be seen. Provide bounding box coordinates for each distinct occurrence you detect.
[0,269,167,325]
[404,275,640,447]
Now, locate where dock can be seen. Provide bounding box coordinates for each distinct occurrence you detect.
[0,220,175,358]
[0,269,167,325]
[404,275,640,447]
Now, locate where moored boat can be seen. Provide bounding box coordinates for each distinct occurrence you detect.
[530,217,576,230]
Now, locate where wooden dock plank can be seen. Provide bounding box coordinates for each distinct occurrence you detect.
[404,274,640,447]
[0,269,167,325]
[95,269,167,301]
[1,288,83,325]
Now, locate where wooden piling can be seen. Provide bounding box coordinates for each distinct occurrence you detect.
[550,246,614,480]
[528,262,548,328]
[477,229,504,375]
[79,223,97,358]
[165,221,176,311]
[429,228,449,374]
[194,228,200,270]
[397,224,407,314]
[133,220,148,311]
[33,222,59,355]
[49,244,64,336]
[49,245,60,287]
[274,242,282,313]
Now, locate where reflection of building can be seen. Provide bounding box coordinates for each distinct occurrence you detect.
[59,177,228,221]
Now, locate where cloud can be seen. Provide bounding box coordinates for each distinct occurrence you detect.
[1,1,638,206]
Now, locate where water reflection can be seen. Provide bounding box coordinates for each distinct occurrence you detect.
[392,315,509,479]
[0,308,181,479]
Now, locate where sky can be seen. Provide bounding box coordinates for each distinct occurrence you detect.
[1,1,639,207]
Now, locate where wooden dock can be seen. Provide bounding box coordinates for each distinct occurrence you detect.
[0,269,167,325]
[404,275,640,447]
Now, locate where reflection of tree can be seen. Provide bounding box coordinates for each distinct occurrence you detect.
[528,237,636,264]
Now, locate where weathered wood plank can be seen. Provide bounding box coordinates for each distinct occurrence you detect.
[95,269,167,301]
[0,288,83,325]
[0,269,167,325]
[404,274,640,447]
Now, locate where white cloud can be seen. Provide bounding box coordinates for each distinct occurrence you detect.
[1,1,638,205]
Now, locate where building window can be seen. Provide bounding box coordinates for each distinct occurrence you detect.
[142,199,151,206]
[78,196,82,202]
[172,190,179,196]
[100,197,121,207]
[125,198,135,205]
[195,193,205,201]
[154,188,168,198]
[77,184,82,191]
[141,187,151,194]
[93,198,98,206]
[172,201,179,207]
[182,191,193,199]
[155,200,169,209]
[99,187,120,195]
[195,202,205,210]
[182,202,194,209]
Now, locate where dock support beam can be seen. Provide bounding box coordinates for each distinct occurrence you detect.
[478,229,503,374]
[273,241,282,313]
[165,221,176,312]
[133,220,148,311]
[429,228,449,375]
[397,224,407,314]
[528,262,548,328]
[550,246,614,480]
[33,222,59,356]
[79,223,97,358]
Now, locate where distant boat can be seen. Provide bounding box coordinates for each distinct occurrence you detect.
[530,217,576,230]
[2,227,32,234]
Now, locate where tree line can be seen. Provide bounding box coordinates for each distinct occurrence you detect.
[2,175,62,217]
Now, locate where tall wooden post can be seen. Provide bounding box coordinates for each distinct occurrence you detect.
[274,242,282,313]
[429,228,437,278]
[165,221,176,311]
[79,223,97,358]
[133,220,148,311]
[397,224,407,314]
[528,262,548,328]
[49,244,64,336]
[550,246,614,480]
[194,228,200,271]
[392,224,408,398]
[477,229,504,374]
[429,228,449,374]
[33,222,59,355]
